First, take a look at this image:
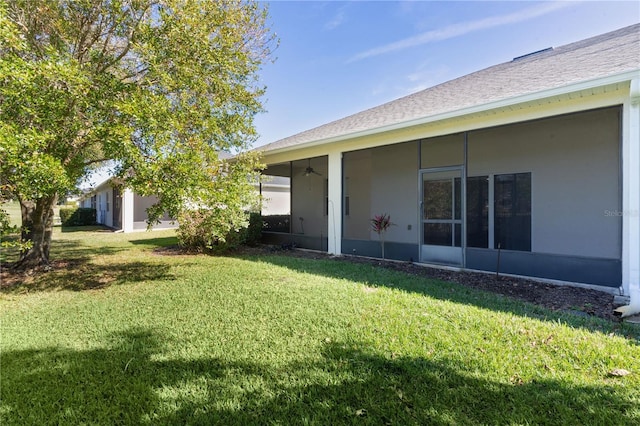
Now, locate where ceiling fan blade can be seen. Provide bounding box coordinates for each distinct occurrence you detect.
[302,159,322,176]
[303,166,321,176]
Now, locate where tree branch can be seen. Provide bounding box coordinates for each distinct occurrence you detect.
[82,158,110,167]
[96,3,151,74]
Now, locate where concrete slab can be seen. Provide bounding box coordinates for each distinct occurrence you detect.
[614,295,631,306]
[623,314,640,324]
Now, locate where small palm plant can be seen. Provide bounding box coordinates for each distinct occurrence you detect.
[371,213,393,259]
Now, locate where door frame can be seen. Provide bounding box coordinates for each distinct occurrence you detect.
[419,165,466,266]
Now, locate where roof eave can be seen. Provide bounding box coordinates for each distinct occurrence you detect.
[260,69,639,157]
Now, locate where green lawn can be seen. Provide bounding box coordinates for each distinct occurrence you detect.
[1,229,639,425]
[1,200,62,230]
[1,200,22,228]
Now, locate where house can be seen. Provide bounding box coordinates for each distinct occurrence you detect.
[79,178,176,232]
[78,153,250,232]
[259,175,292,233]
[257,24,640,309]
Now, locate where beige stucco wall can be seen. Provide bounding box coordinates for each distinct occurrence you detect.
[421,133,464,168]
[343,149,372,239]
[343,142,418,244]
[133,195,171,222]
[370,142,419,244]
[468,106,621,259]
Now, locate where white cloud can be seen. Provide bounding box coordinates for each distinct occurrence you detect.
[348,1,576,62]
[325,5,347,30]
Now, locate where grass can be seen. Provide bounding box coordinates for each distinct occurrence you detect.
[1,200,63,231]
[1,201,22,229]
[1,229,639,425]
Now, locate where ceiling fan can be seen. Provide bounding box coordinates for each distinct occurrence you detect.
[303,159,322,177]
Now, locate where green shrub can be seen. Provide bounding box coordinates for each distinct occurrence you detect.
[60,207,96,226]
[76,208,96,225]
[177,210,262,253]
[59,207,74,225]
[242,212,263,247]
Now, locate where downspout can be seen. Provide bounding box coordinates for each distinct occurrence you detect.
[615,77,640,318]
[620,279,640,318]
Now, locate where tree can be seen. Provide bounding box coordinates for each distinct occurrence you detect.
[0,0,275,269]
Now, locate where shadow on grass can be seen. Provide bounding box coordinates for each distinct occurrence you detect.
[242,254,640,341]
[60,225,114,233]
[0,234,20,263]
[1,229,124,264]
[1,328,637,425]
[1,237,175,293]
[2,233,181,293]
[0,259,175,293]
[51,237,130,257]
[129,236,179,248]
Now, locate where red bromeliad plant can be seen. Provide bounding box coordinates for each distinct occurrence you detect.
[371,213,393,259]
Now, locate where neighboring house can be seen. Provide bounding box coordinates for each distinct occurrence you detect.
[79,178,176,232]
[78,153,240,232]
[260,175,291,216]
[259,175,293,233]
[257,25,640,306]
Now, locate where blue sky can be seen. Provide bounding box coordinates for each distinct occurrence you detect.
[85,1,638,187]
[253,0,640,147]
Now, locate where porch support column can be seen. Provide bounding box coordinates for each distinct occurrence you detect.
[122,188,134,233]
[327,150,342,255]
[619,78,640,317]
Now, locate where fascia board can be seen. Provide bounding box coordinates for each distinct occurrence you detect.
[83,177,115,197]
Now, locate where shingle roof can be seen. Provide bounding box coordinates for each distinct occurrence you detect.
[259,24,640,153]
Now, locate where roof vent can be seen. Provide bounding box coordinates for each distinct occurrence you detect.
[512,47,553,61]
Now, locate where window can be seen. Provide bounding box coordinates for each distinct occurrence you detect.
[106,192,110,212]
[465,173,531,251]
[494,173,531,251]
[466,176,489,248]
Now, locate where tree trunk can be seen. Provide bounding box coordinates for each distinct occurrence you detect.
[14,195,57,270]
